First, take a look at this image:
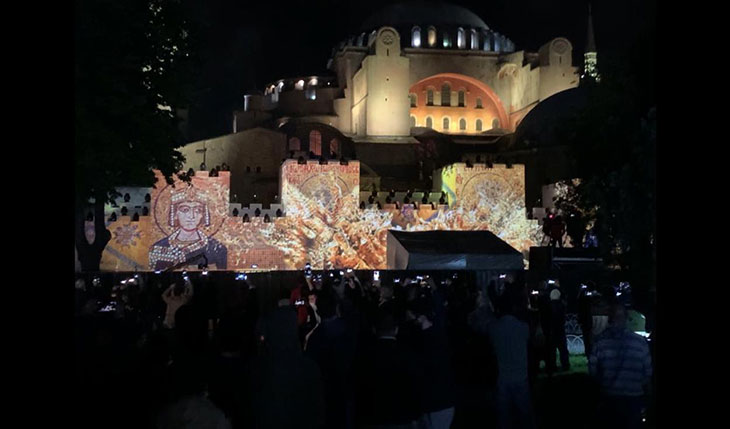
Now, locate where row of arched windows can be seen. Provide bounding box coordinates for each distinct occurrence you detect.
[339,28,514,53]
[288,131,339,157]
[411,90,483,108]
[410,26,513,52]
[411,116,500,132]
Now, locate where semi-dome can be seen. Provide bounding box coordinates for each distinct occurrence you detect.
[513,87,588,148]
[360,1,490,31]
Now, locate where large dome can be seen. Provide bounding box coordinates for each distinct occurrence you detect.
[360,1,490,31]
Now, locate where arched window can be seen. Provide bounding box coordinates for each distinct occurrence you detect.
[288,137,301,151]
[441,84,451,106]
[476,97,483,108]
[427,26,436,47]
[309,130,322,156]
[409,93,417,107]
[427,89,434,106]
[458,90,465,107]
[457,28,465,49]
[442,31,451,48]
[494,33,502,52]
[459,118,467,130]
[483,32,491,51]
[470,29,479,49]
[426,116,433,128]
[329,138,339,156]
[476,119,483,131]
[368,30,377,46]
[410,115,417,127]
[357,33,365,46]
[443,117,450,130]
[492,118,500,129]
[411,26,421,48]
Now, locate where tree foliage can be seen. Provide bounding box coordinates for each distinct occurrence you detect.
[75,0,195,204]
[554,56,656,296]
[75,0,197,270]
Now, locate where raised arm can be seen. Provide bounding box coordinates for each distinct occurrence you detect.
[162,284,174,303]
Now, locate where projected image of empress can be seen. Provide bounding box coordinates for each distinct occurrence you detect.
[149,185,227,270]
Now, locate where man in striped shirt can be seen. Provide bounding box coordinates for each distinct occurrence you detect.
[589,304,652,429]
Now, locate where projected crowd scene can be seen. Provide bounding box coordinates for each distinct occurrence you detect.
[99,161,541,271]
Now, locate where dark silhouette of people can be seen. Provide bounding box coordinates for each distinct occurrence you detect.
[275,209,283,217]
[242,213,250,223]
[546,289,570,373]
[124,193,131,202]
[488,283,537,429]
[589,304,652,429]
[354,310,422,427]
[305,289,358,429]
[549,215,566,247]
[248,305,325,429]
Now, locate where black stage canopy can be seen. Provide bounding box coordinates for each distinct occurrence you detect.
[387,230,524,270]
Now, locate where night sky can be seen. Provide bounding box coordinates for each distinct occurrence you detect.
[185,0,655,141]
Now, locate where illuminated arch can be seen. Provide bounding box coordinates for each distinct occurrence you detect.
[410,73,510,130]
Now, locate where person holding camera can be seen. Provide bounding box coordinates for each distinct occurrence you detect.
[162,280,193,329]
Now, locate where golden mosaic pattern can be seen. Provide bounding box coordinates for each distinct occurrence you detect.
[100,163,541,271]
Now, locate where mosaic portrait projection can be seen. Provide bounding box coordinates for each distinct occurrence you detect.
[100,161,541,271]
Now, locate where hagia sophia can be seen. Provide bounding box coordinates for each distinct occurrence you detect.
[88,1,599,272]
[183,1,594,210]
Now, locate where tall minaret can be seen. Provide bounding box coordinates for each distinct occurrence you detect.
[582,4,600,82]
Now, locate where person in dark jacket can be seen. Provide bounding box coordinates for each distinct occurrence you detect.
[546,289,570,373]
[488,284,537,429]
[247,306,325,429]
[354,310,422,428]
[411,298,456,429]
[306,289,358,429]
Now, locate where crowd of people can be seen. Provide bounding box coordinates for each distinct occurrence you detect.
[75,269,653,429]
